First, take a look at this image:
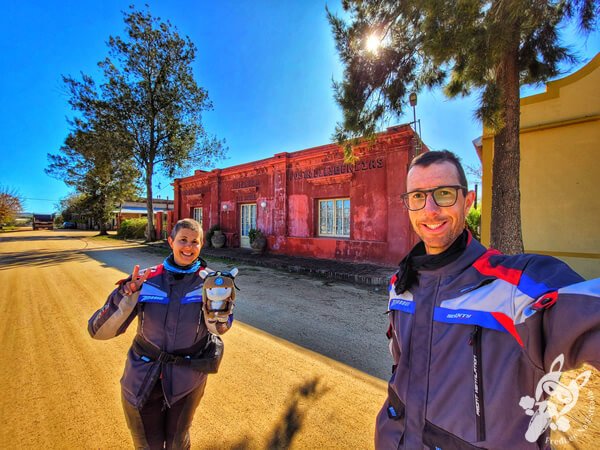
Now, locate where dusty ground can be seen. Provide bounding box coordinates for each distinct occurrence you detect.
[0,230,386,449]
[0,230,597,449]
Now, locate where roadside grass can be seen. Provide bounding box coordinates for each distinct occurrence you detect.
[0,226,26,233]
[90,233,122,241]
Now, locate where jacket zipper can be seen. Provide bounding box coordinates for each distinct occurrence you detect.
[469,325,486,441]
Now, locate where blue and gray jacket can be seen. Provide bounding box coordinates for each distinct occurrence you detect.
[375,237,600,449]
[88,262,224,409]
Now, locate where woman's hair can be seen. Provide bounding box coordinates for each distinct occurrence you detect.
[170,218,203,242]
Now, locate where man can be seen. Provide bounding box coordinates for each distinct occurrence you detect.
[375,150,599,449]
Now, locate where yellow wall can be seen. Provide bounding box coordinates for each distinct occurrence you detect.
[481,54,600,279]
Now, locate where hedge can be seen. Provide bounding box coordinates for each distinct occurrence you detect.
[118,218,147,239]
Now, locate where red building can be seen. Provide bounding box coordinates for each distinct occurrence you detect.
[172,125,423,266]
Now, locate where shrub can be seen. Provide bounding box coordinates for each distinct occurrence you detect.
[118,218,148,239]
[466,205,481,241]
[248,228,263,244]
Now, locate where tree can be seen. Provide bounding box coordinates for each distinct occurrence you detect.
[55,193,89,223]
[328,0,597,254]
[46,126,139,235]
[63,6,225,240]
[0,185,23,226]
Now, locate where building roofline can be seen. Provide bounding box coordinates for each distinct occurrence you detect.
[521,52,600,106]
[177,124,417,182]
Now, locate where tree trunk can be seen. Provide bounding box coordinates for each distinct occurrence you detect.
[490,47,524,254]
[145,165,156,242]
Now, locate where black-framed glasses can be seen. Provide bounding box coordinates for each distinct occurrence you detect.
[401,185,467,211]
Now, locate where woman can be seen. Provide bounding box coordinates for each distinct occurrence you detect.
[88,218,234,449]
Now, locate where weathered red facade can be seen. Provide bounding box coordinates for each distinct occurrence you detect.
[173,125,422,266]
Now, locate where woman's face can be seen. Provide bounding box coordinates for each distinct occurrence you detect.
[168,228,202,266]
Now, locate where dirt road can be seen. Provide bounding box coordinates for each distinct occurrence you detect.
[0,230,386,449]
[1,230,597,449]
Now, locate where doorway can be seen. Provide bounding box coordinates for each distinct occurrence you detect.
[240,203,257,248]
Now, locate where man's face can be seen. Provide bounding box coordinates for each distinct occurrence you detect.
[406,161,474,255]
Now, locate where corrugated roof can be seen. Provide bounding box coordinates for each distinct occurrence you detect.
[114,206,170,214]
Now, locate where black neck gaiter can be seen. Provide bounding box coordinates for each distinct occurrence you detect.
[394,229,469,294]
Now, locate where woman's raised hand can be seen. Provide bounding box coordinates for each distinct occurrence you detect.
[121,265,150,296]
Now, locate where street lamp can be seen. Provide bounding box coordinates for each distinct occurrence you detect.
[409,92,417,127]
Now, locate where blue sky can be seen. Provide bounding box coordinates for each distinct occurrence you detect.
[1,1,598,214]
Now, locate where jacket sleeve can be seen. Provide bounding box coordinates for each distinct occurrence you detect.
[517,255,599,372]
[542,278,600,371]
[88,282,139,340]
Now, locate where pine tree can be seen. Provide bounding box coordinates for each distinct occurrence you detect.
[328,0,598,253]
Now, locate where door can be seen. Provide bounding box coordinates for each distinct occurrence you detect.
[240,203,257,248]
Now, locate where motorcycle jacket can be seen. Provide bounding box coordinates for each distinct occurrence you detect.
[88,260,226,409]
[375,237,600,449]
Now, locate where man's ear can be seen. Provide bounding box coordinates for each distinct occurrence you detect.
[167,236,174,249]
[464,190,476,214]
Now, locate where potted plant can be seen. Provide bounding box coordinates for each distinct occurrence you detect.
[249,228,267,253]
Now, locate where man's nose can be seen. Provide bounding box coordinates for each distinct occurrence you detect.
[422,193,441,212]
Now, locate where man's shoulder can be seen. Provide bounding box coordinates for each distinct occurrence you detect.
[473,246,584,290]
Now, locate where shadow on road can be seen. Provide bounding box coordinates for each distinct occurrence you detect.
[267,377,329,450]
[0,250,88,270]
[82,245,391,380]
[0,234,81,243]
[202,377,328,450]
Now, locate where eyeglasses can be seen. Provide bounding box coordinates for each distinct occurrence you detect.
[401,185,467,211]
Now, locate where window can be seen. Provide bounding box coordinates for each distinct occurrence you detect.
[192,207,203,226]
[318,198,350,237]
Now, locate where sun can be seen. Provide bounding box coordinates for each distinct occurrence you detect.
[365,33,381,54]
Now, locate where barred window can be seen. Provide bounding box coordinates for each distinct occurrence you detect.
[318,198,350,237]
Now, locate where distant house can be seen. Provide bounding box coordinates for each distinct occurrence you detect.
[113,198,174,235]
[478,53,600,279]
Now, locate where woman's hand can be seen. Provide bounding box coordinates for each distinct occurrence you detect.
[121,265,150,296]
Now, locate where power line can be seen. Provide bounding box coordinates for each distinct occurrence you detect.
[23,197,60,202]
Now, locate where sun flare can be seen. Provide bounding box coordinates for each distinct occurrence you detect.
[365,34,381,54]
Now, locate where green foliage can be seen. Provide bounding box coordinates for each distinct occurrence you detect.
[466,205,482,241]
[328,0,596,141]
[56,193,88,222]
[61,6,226,240]
[206,224,221,247]
[0,185,23,226]
[47,127,139,234]
[118,218,148,239]
[248,228,263,244]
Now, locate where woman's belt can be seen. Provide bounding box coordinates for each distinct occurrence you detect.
[132,333,224,374]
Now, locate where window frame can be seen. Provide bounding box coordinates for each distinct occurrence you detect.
[317,197,350,238]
